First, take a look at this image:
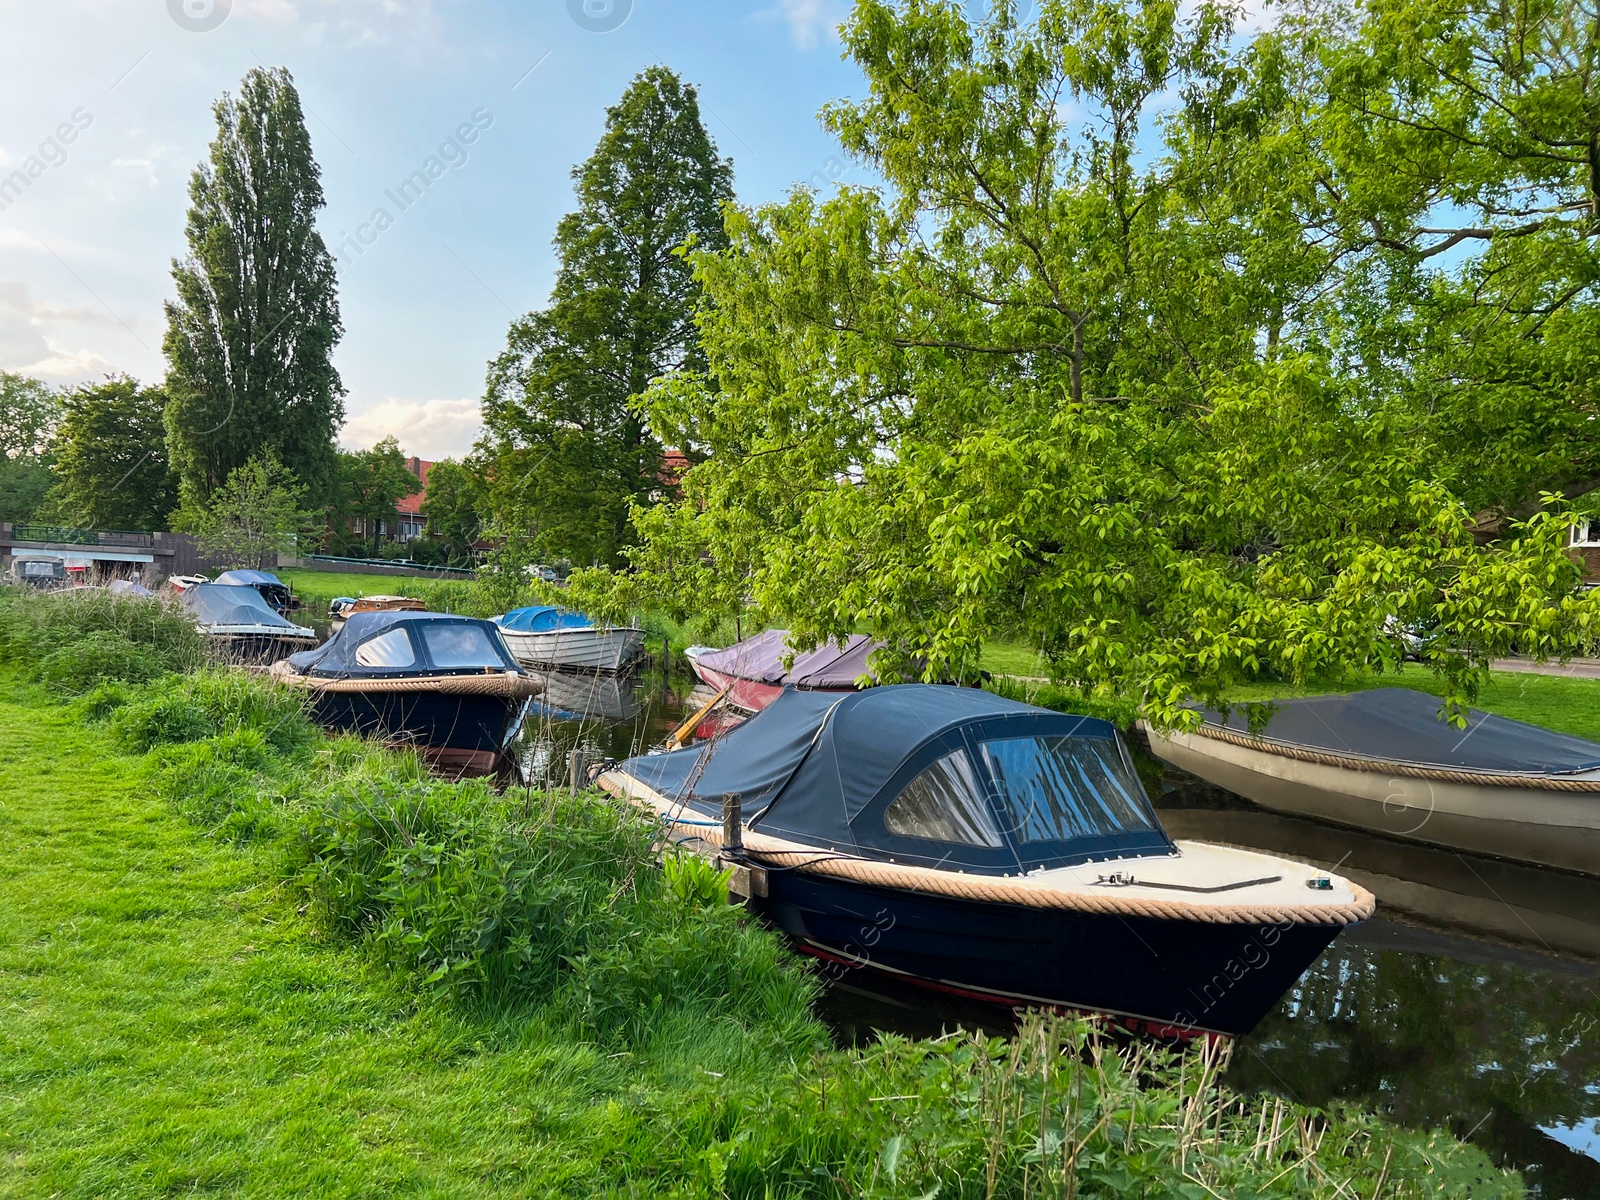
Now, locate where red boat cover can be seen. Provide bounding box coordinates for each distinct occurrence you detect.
[695,629,880,690]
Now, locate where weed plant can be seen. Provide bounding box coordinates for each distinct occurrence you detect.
[0,585,204,693]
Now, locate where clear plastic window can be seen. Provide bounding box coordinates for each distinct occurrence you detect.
[883,749,1003,847]
[422,624,502,668]
[354,628,416,668]
[981,736,1155,843]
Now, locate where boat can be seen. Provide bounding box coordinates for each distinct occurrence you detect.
[108,579,154,598]
[7,556,68,588]
[495,606,643,672]
[600,685,1373,1038]
[329,594,427,630]
[683,629,885,712]
[1143,688,1600,877]
[270,611,541,776]
[528,668,642,723]
[213,568,294,615]
[167,574,209,592]
[176,582,319,664]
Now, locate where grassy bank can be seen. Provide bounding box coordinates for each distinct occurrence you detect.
[0,588,1524,1195]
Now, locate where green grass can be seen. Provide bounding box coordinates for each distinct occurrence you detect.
[0,600,1525,1196]
[274,568,433,613]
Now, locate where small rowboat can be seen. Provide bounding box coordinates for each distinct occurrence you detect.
[495,606,642,672]
[601,685,1372,1038]
[272,612,540,776]
[1144,688,1600,877]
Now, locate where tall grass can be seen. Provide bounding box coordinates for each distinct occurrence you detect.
[0,585,205,693]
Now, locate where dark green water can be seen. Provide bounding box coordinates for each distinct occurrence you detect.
[511,674,1600,1197]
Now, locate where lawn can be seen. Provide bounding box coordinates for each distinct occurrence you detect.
[0,679,743,1195]
[274,568,434,615]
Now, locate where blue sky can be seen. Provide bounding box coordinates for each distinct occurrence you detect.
[0,0,865,459]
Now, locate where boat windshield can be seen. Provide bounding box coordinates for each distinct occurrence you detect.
[422,623,504,669]
[884,749,1004,847]
[980,735,1157,843]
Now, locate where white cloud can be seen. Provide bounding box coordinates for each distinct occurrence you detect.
[0,281,124,384]
[762,0,846,51]
[340,395,481,459]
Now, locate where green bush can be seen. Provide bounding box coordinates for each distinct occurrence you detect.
[0,587,204,694]
[109,668,316,755]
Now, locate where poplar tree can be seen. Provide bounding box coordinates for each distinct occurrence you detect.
[164,67,344,505]
[479,66,733,568]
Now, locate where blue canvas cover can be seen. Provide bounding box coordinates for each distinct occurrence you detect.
[497,605,593,633]
[618,685,1173,873]
[286,611,521,677]
[1206,688,1600,776]
[178,583,303,630]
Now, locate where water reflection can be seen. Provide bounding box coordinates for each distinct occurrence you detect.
[509,675,1600,1194]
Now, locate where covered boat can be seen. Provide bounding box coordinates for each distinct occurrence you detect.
[684,629,883,712]
[495,606,642,672]
[213,568,293,615]
[271,611,540,776]
[1144,688,1600,876]
[601,686,1372,1037]
[177,582,318,664]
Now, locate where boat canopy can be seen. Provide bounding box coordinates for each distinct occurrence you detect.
[1205,688,1600,776]
[498,606,593,633]
[214,569,285,588]
[286,611,521,678]
[694,628,883,689]
[178,583,305,631]
[108,579,154,597]
[618,685,1173,874]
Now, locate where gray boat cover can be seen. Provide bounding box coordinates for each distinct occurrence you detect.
[177,583,304,630]
[694,629,882,689]
[1206,688,1600,776]
[616,684,1172,871]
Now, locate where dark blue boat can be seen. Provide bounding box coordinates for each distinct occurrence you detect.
[603,686,1373,1037]
[273,612,540,775]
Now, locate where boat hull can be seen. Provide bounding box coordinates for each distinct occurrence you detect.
[205,631,319,665]
[756,868,1341,1037]
[501,626,642,672]
[304,689,525,759]
[1149,728,1600,877]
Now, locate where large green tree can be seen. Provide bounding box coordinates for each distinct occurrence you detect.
[417,457,486,565]
[177,454,314,570]
[567,0,1599,720]
[49,376,178,531]
[0,373,60,524]
[327,437,422,555]
[163,67,344,505]
[478,66,733,568]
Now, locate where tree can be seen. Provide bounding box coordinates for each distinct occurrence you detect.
[566,0,1600,720]
[327,437,421,555]
[175,454,314,569]
[0,373,60,524]
[479,66,734,568]
[163,66,344,504]
[49,376,178,530]
[417,457,486,565]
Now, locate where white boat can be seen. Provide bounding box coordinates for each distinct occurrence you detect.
[495,606,643,672]
[176,582,319,665]
[1144,688,1600,877]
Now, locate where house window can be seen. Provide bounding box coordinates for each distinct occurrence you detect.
[1572,520,1600,548]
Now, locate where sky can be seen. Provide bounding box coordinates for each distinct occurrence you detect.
[0,0,867,461]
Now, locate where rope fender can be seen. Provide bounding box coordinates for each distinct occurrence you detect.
[269,664,542,699]
[600,774,1375,927]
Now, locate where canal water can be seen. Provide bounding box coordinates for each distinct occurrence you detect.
[510,669,1600,1198]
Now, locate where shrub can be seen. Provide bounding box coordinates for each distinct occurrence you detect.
[0,587,204,694]
[109,668,316,755]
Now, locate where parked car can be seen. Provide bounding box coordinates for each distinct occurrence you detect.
[7,556,67,588]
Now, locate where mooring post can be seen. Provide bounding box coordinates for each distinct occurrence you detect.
[722,791,743,853]
[568,747,586,794]
[661,635,671,679]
